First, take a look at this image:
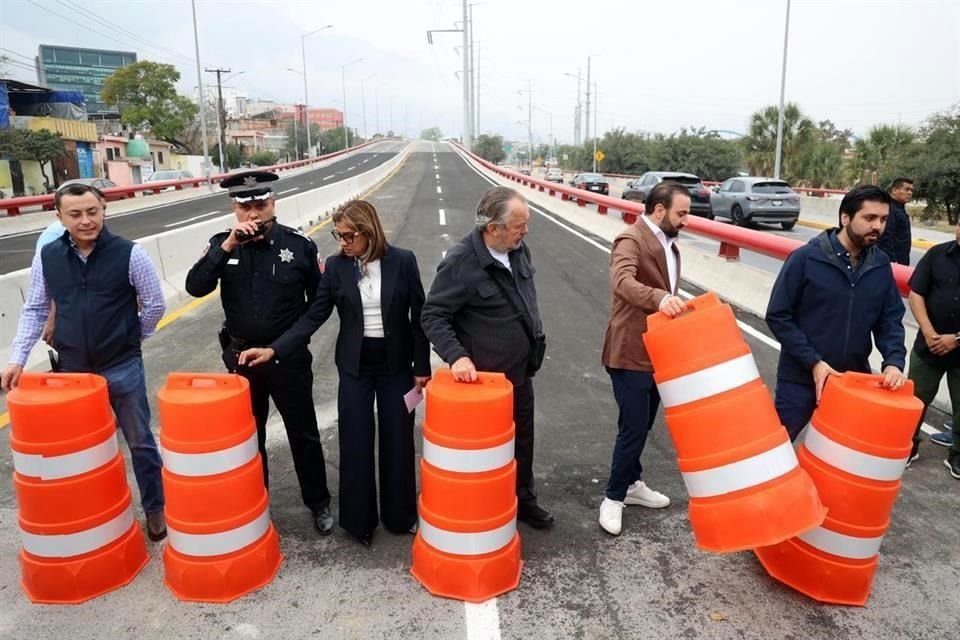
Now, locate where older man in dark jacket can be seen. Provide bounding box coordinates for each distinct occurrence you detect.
[766,185,908,441]
[421,185,553,529]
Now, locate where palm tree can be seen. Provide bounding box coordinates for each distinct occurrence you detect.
[741,103,814,180]
[845,124,915,185]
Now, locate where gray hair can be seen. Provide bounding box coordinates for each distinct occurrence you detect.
[475,186,526,230]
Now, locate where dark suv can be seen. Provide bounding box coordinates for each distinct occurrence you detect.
[621,171,713,218]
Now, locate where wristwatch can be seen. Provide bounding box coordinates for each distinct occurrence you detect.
[955,332,960,343]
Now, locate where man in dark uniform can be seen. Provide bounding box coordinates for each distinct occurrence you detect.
[185,170,333,535]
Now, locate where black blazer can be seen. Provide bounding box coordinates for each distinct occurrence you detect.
[294,245,431,378]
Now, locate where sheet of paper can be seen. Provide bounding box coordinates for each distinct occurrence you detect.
[403,386,424,414]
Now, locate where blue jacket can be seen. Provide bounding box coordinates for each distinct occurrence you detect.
[766,230,906,385]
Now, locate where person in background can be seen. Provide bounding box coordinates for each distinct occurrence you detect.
[598,181,689,536]
[421,186,554,529]
[905,220,960,478]
[284,199,431,545]
[185,170,333,536]
[766,185,907,441]
[877,177,913,265]
[35,219,66,345]
[1,183,167,541]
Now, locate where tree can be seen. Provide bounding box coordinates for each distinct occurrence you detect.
[650,128,741,181]
[249,150,278,167]
[474,134,506,164]
[0,128,68,191]
[897,105,960,224]
[210,143,243,170]
[421,127,443,141]
[793,140,845,189]
[101,61,199,150]
[285,122,322,159]
[845,124,915,185]
[318,127,356,154]
[741,103,814,181]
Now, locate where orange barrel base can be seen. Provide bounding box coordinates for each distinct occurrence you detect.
[688,466,828,553]
[19,523,148,604]
[755,538,877,606]
[411,533,523,603]
[163,525,283,603]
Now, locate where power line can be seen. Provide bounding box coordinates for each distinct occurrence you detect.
[24,0,193,68]
[0,48,36,62]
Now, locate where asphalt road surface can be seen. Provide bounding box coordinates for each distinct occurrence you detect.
[0,141,955,639]
[0,141,404,275]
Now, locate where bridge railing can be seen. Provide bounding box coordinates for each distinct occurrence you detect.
[455,143,912,296]
[0,140,383,216]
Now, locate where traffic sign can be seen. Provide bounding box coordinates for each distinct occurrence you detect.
[594,150,605,162]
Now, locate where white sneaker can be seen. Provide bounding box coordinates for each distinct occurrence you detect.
[599,498,625,535]
[623,481,670,508]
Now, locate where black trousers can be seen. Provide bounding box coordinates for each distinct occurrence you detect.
[514,379,537,505]
[337,338,417,537]
[224,347,331,512]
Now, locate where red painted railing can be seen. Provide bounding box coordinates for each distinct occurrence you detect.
[457,144,912,296]
[0,140,381,216]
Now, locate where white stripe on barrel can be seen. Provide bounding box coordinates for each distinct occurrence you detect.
[798,525,884,560]
[13,432,120,481]
[160,431,259,477]
[803,424,908,482]
[20,504,134,558]
[658,353,760,408]
[422,437,515,473]
[167,505,271,557]
[681,440,798,498]
[418,518,516,556]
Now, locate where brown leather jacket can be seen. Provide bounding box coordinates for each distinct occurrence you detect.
[601,219,681,372]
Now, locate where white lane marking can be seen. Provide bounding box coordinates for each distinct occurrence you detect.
[362,158,370,163]
[278,188,299,195]
[439,208,446,225]
[437,186,443,194]
[434,165,439,170]
[442,250,447,258]
[347,165,356,171]
[435,173,440,181]
[323,175,335,181]
[456,151,942,438]
[164,211,224,228]
[465,599,501,640]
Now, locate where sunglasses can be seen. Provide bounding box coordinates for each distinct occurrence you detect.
[331,229,361,244]
[237,199,272,212]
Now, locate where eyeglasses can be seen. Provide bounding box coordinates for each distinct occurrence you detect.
[237,199,271,212]
[331,229,361,244]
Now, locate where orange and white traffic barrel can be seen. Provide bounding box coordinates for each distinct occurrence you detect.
[158,373,282,603]
[755,372,923,605]
[411,369,523,602]
[8,373,148,604]
[643,292,826,552]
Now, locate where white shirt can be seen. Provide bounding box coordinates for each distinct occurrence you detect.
[487,246,511,272]
[640,214,678,301]
[358,259,384,338]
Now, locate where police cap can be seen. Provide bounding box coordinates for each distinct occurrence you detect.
[221,170,280,202]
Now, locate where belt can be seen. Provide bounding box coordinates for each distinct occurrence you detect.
[227,335,269,351]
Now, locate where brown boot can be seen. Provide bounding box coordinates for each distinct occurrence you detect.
[146,511,167,541]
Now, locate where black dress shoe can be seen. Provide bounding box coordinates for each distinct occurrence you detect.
[354,531,373,546]
[517,503,555,529]
[312,507,334,536]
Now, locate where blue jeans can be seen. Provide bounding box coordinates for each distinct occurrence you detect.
[605,368,660,502]
[101,357,165,514]
[774,379,817,442]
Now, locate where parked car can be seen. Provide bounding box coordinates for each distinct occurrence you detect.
[519,168,531,176]
[621,171,713,218]
[545,168,564,183]
[144,170,194,192]
[570,172,609,195]
[710,177,801,230]
[43,178,120,210]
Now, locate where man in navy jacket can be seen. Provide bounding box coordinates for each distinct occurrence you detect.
[766,185,908,440]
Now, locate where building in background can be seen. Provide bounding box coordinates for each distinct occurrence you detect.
[36,45,136,115]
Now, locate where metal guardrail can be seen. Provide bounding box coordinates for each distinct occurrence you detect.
[0,140,382,216]
[456,144,913,296]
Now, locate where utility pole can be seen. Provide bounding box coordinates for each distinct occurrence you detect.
[575,70,582,145]
[375,86,380,137]
[525,80,533,169]
[584,56,591,142]
[475,41,481,135]
[190,0,212,187]
[592,83,599,172]
[205,67,230,171]
[468,3,475,141]
[292,106,300,160]
[461,0,471,149]
[773,0,792,179]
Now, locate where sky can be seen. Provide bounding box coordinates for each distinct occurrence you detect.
[1,0,958,145]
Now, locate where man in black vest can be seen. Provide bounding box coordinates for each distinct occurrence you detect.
[185,170,333,535]
[2,183,168,541]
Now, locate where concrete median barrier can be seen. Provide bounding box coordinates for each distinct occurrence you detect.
[0,144,410,371]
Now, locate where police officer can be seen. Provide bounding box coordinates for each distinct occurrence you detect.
[185,170,333,535]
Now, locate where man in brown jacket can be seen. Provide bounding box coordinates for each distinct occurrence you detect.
[599,181,690,536]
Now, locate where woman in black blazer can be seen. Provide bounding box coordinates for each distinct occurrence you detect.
[309,199,431,545]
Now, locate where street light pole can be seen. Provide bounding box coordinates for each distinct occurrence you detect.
[773,0,791,179]
[190,0,212,188]
[300,25,333,158]
[584,56,591,142]
[361,74,376,140]
[462,0,471,149]
[563,71,582,145]
[592,82,599,172]
[341,58,363,150]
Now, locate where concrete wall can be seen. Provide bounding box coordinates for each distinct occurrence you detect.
[0,144,411,371]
